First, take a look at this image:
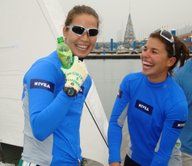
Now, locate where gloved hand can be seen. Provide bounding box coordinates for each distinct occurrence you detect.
[61,56,88,93]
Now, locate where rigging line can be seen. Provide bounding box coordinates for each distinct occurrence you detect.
[36,0,57,39]
[0,70,23,72]
[0,97,20,101]
[84,101,108,148]
[0,74,22,76]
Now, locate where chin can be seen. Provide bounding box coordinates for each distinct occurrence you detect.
[142,70,147,76]
[142,68,147,74]
[75,53,88,58]
[74,50,91,58]
[142,70,150,76]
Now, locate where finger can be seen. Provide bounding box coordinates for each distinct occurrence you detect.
[60,66,66,73]
[73,56,79,63]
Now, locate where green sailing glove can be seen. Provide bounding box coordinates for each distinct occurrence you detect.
[61,56,88,93]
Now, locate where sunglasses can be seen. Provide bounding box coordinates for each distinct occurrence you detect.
[155,29,176,56]
[67,25,99,37]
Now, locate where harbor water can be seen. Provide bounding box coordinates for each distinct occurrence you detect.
[85,57,142,119]
[85,57,142,161]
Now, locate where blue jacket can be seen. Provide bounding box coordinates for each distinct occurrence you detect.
[23,51,92,165]
[174,59,192,155]
[108,72,188,166]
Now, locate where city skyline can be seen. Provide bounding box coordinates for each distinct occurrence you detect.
[59,0,192,42]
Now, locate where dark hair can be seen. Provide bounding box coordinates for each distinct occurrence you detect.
[65,5,100,27]
[149,31,190,75]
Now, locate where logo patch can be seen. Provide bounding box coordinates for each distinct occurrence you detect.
[117,89,122,98]
[135,100,153,115]
[30,79,55,92]
[172,120,186,129]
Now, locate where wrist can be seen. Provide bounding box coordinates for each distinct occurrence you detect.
[63,86,77,97]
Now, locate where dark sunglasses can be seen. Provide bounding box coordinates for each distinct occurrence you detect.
[67,25,98,37]
[155,29,176,56]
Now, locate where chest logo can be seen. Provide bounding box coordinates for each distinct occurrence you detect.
[135,100,153,115]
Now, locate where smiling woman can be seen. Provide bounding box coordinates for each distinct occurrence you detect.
[19,4,102,166]
[108,29,190,166]
[63,5,99,58]
[0,1,111,166]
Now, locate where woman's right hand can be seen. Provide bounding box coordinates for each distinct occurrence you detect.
[61,56,88,93]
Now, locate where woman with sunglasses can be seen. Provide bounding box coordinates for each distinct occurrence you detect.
[20,5,99,166]
[108,29,190,166]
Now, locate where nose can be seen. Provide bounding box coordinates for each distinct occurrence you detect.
[81,31,89,41]
[141,49,150,59]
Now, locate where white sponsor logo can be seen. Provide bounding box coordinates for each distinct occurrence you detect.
[138,103,149,112]
[177,123,185,127]
[34,81,50,89]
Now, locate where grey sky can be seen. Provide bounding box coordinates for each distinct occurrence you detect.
[59,0,192,42]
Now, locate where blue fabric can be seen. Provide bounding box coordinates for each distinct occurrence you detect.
[108,72,188,166]
[23,51,92,165]
[174,59,192,155]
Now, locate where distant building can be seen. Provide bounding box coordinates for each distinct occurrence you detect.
[178,33,192,53]
[176,25,192,53]
[124,13,136,48]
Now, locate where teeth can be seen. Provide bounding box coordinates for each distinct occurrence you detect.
[143,61,152,66]
[76,44,88,50]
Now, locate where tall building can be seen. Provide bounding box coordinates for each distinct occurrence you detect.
[124,13,136,48]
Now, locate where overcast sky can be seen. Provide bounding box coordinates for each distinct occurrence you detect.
[58,0,192,42]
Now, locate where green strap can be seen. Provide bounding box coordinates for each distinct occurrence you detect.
[18,159,23,166]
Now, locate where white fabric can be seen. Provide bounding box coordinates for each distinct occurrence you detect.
[22,161,37,166]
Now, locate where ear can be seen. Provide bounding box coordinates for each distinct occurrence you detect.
[167,57,176,67]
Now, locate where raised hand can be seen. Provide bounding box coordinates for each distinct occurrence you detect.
[61,56,88,94]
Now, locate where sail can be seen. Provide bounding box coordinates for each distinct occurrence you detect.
[0,0,108,165]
